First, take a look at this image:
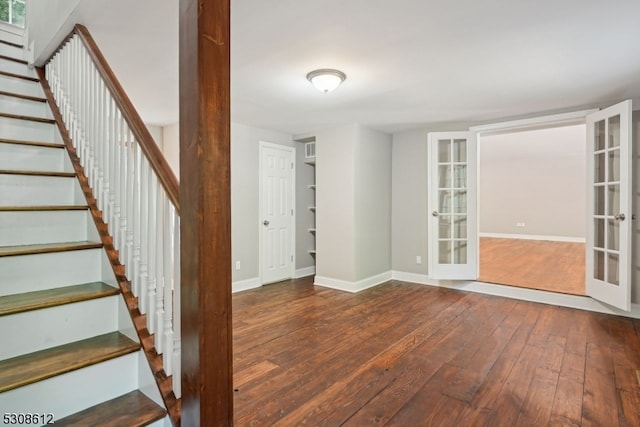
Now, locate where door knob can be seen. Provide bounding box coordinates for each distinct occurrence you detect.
[263,220,270,226]
[614,213,626,221]
[432,211,439,217]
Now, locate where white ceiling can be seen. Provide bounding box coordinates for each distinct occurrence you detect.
[71,0,640,135]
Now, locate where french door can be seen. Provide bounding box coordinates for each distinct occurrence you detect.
[585,100,633,311]
[428,132,478,280]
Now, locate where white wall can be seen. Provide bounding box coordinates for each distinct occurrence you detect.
[631,111,640,303]
[479,124,586,239]
[26,0,80,65]
[161,123,179,176]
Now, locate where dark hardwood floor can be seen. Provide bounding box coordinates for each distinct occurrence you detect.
[233,277,640,426]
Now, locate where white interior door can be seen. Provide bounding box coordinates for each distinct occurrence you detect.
[260,142,295,284]
[428,132,478,280]
[585,100,633,311]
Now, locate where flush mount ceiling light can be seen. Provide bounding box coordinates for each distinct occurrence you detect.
[306,69,346,93]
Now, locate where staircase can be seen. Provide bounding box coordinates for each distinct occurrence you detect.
[0,28,168,426]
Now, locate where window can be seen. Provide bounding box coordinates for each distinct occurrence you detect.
[0,0,26,28]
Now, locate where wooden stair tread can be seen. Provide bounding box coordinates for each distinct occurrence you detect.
[0,137,64,149]
[0,169,75,177]
[0,332,140,393]
[0,282,119,316]
[0,69,39,82]
[0,54,28,65]
[55,390,166,427]
[0,111,55,124]
[0,39,23,49]
[0,241,103,257]
[0,205,89,212]
[0,89,47,102]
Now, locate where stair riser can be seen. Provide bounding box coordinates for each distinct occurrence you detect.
[0,95,50,118]
[0,74,42,98]
[0,116,56,142]
[0,29,23,49]
[0,296,119,360]
[0,42,24,59]
[0,142,67,172]
[0,352,139,422]
[0,57,36,78]
[0,249,104,295]
[0,210,93,246]
[0,174,83,206]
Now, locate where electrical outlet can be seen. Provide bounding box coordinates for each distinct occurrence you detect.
[235,261,241,270]
[416,255,422,264]
[516,222,526,227]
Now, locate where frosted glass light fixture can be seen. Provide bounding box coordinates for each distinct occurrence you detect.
[306,69,346,93]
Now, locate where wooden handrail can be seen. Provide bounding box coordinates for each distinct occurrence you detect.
[70,24,180,213]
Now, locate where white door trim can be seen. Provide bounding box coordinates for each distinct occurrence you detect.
[258,141,296,284]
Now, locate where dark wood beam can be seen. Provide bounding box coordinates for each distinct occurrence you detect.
[179,0,232,426]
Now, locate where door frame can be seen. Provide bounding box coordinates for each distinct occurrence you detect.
[258,141,296,284]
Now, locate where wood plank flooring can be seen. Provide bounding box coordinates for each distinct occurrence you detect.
[479,237,585,295]
[233,278,640,426]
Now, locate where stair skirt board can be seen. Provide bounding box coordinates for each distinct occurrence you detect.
[0,352,141,421]
[0,173,85,206]
[0,209,95,246]
[0,140,67,172]
[0,115,56,141]
[0,296,120,360]
[0,248,105,294]
[0,74,44,99]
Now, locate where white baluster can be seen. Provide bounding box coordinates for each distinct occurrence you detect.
[172,216,181,398]
[162,200,175,371]
[147,171,158,334]
[131,143,142,297]
[155,187,166,352]
[138,156,150,311]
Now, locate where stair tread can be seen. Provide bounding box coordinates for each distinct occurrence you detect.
[55,390,166,427]
[0,332,140,393]
[0,241,103,257]
[0,282,119,316]
[0,111,55,124]
[0,137,64,148]
[0,89,46,102]
[0,53,28,65]
[0,205,89,211]
[0,69,39,82]
[0,169,75,177]
[0,39,23,49]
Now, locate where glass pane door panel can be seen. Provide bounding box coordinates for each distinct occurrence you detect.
[607,220,619,251]
[608,149,620,181]
[453,165,467,188]
[608,115,620,148]
[594,186,605,215]
[439,190,452,213]
[594,218,605,248]
[454,216,467,238]
[595,120,606,151]
[439,165,452,188]
[439,216,452,239]
[607,253,619,285]
[607,185,619,215]
[453,191,467,213]
[594,250,605,281]
[595,153,606,183]
[439,241,452,264]
[453,241,467,264]
[439,140,451,162]
[453,139,467,162]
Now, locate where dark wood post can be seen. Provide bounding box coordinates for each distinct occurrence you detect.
[179,0,233,425]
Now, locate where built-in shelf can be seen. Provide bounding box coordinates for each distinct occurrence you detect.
[308,250,316,256]
[304,157,316,165]
[308,228,316,234]
[308,184,316,190]
[308,206,316,212]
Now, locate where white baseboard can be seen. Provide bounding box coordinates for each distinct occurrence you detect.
[479,232,585,243]
[391,271,640,319]
[314,271,392,293]
[232,277,261,293]
[294,266,316,278]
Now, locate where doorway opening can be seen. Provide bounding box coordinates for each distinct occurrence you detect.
[478,123,587,295]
